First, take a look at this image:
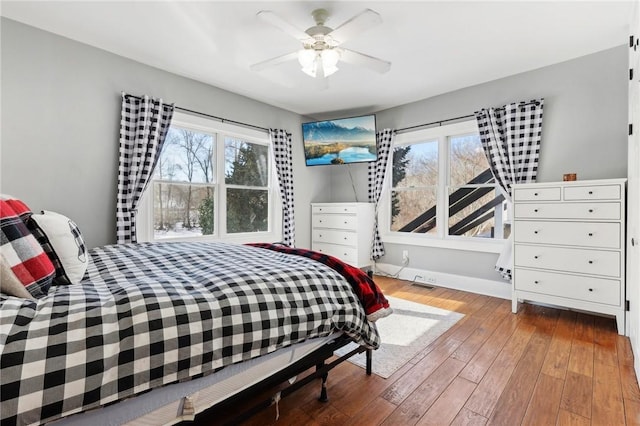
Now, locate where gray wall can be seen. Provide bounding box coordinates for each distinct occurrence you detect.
[1,18,326,249]
[329,45,628,280]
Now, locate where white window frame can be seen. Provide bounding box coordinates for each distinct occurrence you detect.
[380,120,505,253]
[137,111,282,244]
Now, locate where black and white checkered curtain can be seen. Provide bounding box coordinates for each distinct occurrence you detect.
[367,129,395,260]
[116,93,174,244]
[475,98,544,280]
[269,129,295,247]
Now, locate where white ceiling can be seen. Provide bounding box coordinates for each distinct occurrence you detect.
[1,1,633,117]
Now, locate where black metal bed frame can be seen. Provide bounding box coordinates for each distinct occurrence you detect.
[191,334,372,425]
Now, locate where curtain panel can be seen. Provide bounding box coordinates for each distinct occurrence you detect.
[269,129,296,247]
[116,93,174,244]
[475,98,545,280]
[367,129,395,260]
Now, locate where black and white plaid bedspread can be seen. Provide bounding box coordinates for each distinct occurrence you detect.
[0,242,380,425]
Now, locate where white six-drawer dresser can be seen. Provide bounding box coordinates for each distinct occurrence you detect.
[512,178,627,334]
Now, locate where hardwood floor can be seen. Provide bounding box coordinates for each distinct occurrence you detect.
[195,276,640,425]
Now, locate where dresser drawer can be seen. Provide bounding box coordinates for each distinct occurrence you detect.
[313,214,357,230]
[312,205,357,215]
[312,242,358,265]
[513,187,561,202]
[514,202,621,220]
[514,245,620,277]
[514,268,620,306]
[514,221,620,248]
[312,229,357,246]
[564,184,621,201]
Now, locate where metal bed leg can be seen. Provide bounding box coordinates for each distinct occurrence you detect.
[318,372,329,402]
[366,349,372,375]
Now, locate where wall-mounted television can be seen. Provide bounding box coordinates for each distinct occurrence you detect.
[302,114,377,166]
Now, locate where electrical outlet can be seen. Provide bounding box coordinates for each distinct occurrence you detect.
[402,250,409,264]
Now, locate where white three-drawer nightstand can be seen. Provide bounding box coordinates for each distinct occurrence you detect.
[311,203,375,269]
[512,178,627,334]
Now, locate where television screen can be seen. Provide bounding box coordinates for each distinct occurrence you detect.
[302,114,377,166]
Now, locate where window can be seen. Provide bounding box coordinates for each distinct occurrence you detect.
[139,112,281,244]
[382,120,507,252]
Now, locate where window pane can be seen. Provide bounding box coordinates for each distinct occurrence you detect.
[226,188,268,233]
[449,134,490,187]
[447,187,507,238]
[225,138,269,186]
[157,128,215,184]
[392,140,438,188]
[391,188,438,234]
[153,182,214,239]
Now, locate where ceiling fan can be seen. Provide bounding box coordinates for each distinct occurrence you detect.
[250,8,391,79]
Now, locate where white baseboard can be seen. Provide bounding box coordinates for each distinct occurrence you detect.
[373,263,511,300]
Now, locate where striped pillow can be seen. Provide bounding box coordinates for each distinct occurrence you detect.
[0,196,55,298]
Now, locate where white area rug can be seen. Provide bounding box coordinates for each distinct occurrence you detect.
[336,295,465,378]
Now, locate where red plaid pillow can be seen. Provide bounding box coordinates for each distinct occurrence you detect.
[0,196,55,298]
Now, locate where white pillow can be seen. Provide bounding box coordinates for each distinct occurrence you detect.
[28,210,88,285]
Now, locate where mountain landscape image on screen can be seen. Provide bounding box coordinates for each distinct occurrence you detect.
[303,116,377,166]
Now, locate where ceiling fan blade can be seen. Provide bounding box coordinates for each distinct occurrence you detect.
[250,51,299,72]
[257,10,312,42]
[340,48,391,74]
[328,9,382,45]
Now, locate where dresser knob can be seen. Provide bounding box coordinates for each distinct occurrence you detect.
[588,288,593,292]
[534,209,539,213]
[534,256,539,259]
[588,191,593,195]
[588,209,594,213]
[588,260,593,264]
[534,231,539,234]
[534,280,539,284]
[588,233,593,237]
[534,192,539,196]
[344,237,347,240]
[319,234,322,237]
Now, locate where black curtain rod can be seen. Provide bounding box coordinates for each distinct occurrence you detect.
[123,93,269,133]
[395,100,541,134]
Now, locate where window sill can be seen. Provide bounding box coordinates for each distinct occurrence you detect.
[381,233,506,253]
[142,232,283,246]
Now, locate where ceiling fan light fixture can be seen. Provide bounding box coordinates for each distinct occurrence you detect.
[321,49,340,76]
[298,48,316,68]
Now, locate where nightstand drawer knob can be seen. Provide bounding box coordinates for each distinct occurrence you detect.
[534,192,539,196]
[534,280,539,284]
[534,256,539,259]
[588,260,594,264]
[589,209,594,213]
[588,233,593,237]
[588,191,594,195]
[589,288,594,292]
[534,230,539,234]
[534,209,539,213]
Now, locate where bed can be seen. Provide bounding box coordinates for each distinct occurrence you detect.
[0,239,390,425]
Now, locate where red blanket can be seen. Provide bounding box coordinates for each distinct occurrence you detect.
[247,243,392,322]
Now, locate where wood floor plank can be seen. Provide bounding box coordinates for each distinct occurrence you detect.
[621,362,640,402]
[381,357,466,425]
[567,339,594,378]
[593,315,619,367]
[487,328,553,425]
[348,396,397,426]
[463,322,536,418]
[560,371,592,419]
[450,408,487,426]
[416,376,477,426]
[541,310,576,380]
[382,337,462,405]
[451,305,509,364]
[592,361,625,425]
[457,313,520,384]
[556,409,591,426]
[521,373,564,426]
[624,397,640,425]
